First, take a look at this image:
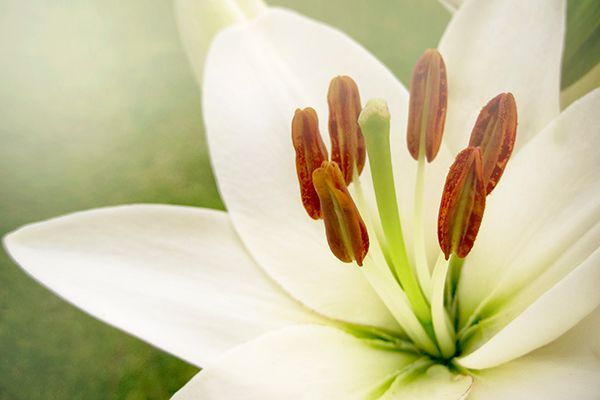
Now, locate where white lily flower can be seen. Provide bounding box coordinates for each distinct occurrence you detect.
[4,0,599,399]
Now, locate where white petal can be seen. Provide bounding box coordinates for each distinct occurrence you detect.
[173,325,417,400]
[439,0,565,153]
[175,0,265,84]
[468,308,600,399]
[458,89,600,324]
[380,365,472,400]
[4,205,318,367]
[203,8,410,329]
[458,248,600,369]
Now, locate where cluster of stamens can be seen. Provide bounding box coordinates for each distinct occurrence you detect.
[292,76,369,265]
[291,49,517,360]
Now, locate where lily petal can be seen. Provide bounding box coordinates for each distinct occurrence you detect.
[439,0,565,153]
[458,89,600,325]
[172,324,418,400]
[468,307,600,399]
[380,365,472,400]
[203,8,409,329]
[457,248,599,369]
[3,205,318,367]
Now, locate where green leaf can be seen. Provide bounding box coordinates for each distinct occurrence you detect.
[561,0,600,90]
[561,62,600,108]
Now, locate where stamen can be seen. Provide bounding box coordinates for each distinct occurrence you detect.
[437,147,486,260]
[406,49,448,162]
[328,76,366,184]
[292,107,329,219]
[312,161,369,266]
[468,93,517,194]
[405,50,448,301]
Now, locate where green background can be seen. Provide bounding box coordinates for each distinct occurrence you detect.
[0,1,596,399]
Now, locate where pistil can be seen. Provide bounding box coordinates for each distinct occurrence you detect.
[359,99,432,326]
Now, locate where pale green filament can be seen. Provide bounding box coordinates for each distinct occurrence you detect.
[362,252,440,356]
[365,357,434,400]
[446,254,465,322]
[350,176,439,355]
[412,58,435,301]
[351,172,395,279]
[413,142,433,301]
[431,254,456,358]
[359,99,431,327]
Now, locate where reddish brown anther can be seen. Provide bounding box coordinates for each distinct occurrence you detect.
[313,161,369,266]
[328,76,366,184]
[292,108,329,219]
[407,49,448,162]
[438,147,486,260]
[468,93,518,195]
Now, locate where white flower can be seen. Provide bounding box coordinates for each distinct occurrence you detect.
[4,0,599,399]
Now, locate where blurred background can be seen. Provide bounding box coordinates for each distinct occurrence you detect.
[0,0,597,398]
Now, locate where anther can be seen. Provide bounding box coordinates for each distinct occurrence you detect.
[406,49,448,162]
[328,76,366,184]
[292,108,329,219]
[468,93,517,194]
[438,147,486,259]
[312,161,369,266]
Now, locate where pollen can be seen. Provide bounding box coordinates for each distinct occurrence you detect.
[468,93,517,194]
[328,76,366,184]
[437,147,486,259]
[292,107,329,219]
[312,161,369,266]
[406,49,448,162]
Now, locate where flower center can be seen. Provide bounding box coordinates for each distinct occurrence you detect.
[290,50,518,363]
